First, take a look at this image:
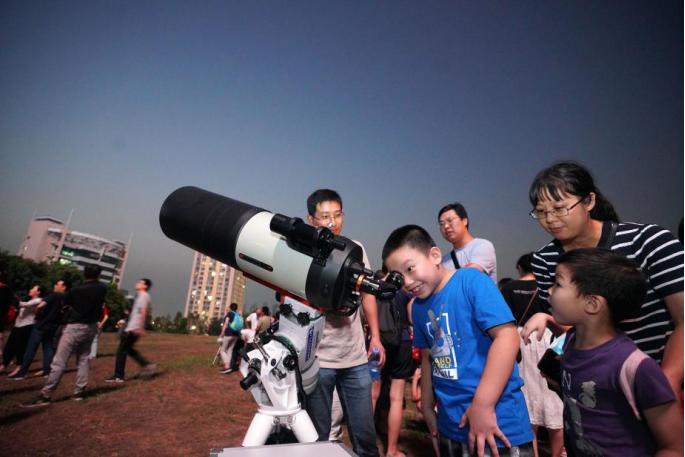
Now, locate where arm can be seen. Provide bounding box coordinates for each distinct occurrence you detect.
[520,312,570,344]
[362,292,385,367]
[19,298,42,308]
[459,322,516,456]
[98,305,109,329]
[660,292,683,395]
[220,316,229,336]
[643,400,683,457]
[419,349,438,438]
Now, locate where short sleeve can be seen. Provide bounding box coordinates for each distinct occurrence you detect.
[634,357,676,411]
[469,240,497,275]
[411,303,429,349]
[464,269,515,332]
[637,225,684,298]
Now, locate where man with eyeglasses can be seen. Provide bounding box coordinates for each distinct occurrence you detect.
[437,202,498,283]
[284,188,382,457]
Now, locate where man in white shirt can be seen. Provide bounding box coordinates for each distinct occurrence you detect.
[105,278,156,382]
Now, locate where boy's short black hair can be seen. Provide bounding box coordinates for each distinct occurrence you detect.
[437,202,469,229]
[558,248,647,325]
[141,278,153,290]
[382,225,436,265]
[516,253,534,274]
[230,302,238,311]
[83,264,102,280]
[307,189,342,216]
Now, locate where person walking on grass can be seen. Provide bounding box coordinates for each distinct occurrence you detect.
[21,265,107,406]
[105,278,156,383]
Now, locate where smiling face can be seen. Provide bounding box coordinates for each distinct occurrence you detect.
[549,264,585,326]
[533,191,595,244]
[384,245,446,300]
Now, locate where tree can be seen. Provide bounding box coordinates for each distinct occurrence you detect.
[207,317,222,336]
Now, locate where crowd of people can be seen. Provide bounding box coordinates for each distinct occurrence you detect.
[0,265,157,406]
[1,159,682,457]
[237,160,680,457]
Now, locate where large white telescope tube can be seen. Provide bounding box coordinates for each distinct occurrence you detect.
[159,186,379,314]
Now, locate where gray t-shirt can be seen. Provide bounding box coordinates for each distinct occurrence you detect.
[441,237,498,283]
[125,291,150,332]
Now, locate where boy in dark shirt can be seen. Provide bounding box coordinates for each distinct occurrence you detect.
[549,249,681,456]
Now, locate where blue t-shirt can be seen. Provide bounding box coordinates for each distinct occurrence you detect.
[412,268,532,446]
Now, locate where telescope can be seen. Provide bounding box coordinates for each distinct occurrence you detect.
[159,186,403,447]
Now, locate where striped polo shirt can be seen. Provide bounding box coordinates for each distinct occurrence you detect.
[532,221,683,363]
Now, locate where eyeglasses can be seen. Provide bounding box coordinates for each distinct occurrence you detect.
[438,217,460,228]
[529,198,586,220]
[313,212,344,224]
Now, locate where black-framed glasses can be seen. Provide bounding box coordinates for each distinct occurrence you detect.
[312,212,344,224]
[529,198,586,220]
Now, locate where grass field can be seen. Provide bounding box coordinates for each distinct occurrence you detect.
[0,332,435,456]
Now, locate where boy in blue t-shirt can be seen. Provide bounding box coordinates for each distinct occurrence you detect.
[382,225,533,456]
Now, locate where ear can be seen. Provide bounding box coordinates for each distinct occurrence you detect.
[584,192,597,212]
[306,214,315,225]
[583,294,606,316]
[429,246,443,266]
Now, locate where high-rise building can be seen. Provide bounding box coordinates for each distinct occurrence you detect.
[184,252,245,320]
[17,216,129,285]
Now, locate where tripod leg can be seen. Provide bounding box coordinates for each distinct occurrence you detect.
[288,410,318,443]
[242,412,275,447]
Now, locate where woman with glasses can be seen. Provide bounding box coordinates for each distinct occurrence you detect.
[521,161,683,398]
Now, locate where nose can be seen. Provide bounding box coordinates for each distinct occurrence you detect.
[543,211,559,223]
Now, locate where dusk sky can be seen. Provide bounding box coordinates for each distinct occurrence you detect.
[1,1,682,317]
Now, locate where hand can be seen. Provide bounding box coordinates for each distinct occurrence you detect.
[520,313,551,344]
[459,402,511,457]
[367,336,386,368]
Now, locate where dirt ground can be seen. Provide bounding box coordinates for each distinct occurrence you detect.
[0,332,437,457]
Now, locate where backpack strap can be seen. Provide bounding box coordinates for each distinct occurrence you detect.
[450,251,460,270]
[619,348,649,420]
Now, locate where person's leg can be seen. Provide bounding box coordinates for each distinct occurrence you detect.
[371,378,382,412]
[329,387,344,441]
[531,424,539,457]
[386,378,406,457]
[89,329,100,358]
[219,336,232,369]
[114,332,134,378]
[2,328,19,367]
[15,326,34,367]
[230,338,243,370]
[305,367,337,441]
[41,327,57,375]
[73,324,96,395]
[126,335,151,367]
[336,364,378,457]
[548,427,564,457]
[16,327,43,376]
[41,324,79,398]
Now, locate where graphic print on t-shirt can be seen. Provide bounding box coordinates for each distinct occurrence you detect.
[426,304,458,380]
